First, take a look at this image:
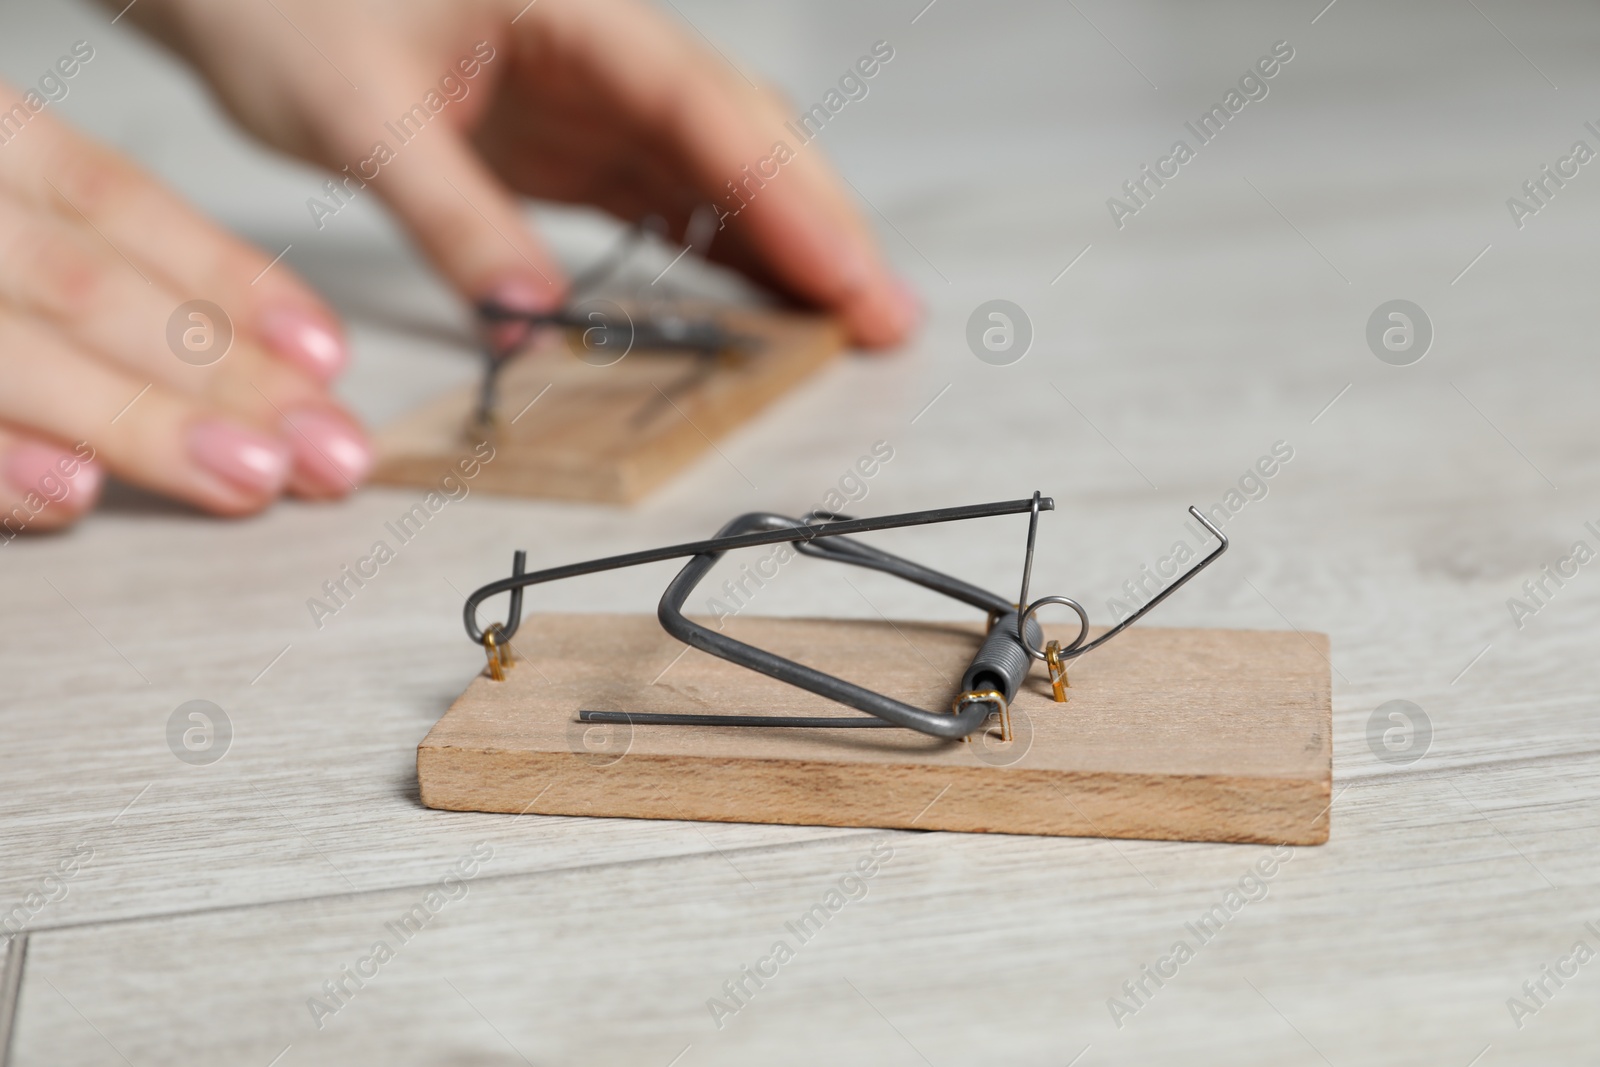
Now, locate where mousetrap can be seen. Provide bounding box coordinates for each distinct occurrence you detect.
[418,496,1332,844]
[372,215,844,503]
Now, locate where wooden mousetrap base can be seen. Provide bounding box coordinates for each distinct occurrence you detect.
[418,615,1331,844]
[372,308,842,503]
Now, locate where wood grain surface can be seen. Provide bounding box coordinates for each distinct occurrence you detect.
[420,616,1331,843]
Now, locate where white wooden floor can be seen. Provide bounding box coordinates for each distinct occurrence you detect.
[4,1,1600,1063]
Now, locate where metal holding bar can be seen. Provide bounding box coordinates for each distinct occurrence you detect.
[462,497,1055,644]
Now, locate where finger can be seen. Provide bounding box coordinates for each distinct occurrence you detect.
[318,72,566,315]
[664,73,918,348]
[0,192,317,412]
[496,3,917,346]
[0,104,350,381]
[0,427,104,536]
[0,311,291,515]
[0,201,372,497]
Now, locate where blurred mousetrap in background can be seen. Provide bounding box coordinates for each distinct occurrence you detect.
[372,211,843,503]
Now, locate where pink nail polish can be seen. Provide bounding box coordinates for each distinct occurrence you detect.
[832,242,875,297]
[284,408,372,494]
[889,277,922,330]
[485,276,562,314]
[188,420,290,495]
[482,277,563,357]
[261,308,348,381]
[3,442,102,512]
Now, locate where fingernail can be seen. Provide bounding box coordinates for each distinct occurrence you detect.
[284,408,372,495]
[887,277,922,334]
[4,442,103,513]
[260,308,348,381]
[482,277,562,356]
[485,276,562,314]
[832,240,876,298]
[188,420,290,495]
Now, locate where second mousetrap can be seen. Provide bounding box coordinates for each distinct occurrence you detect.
[373,216,844,503]
[372,305,841,503]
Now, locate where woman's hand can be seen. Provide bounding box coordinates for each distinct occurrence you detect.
[0,82,370,531]
[123,0,919,348]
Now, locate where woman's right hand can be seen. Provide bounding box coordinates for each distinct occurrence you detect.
[0,77,370,533]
